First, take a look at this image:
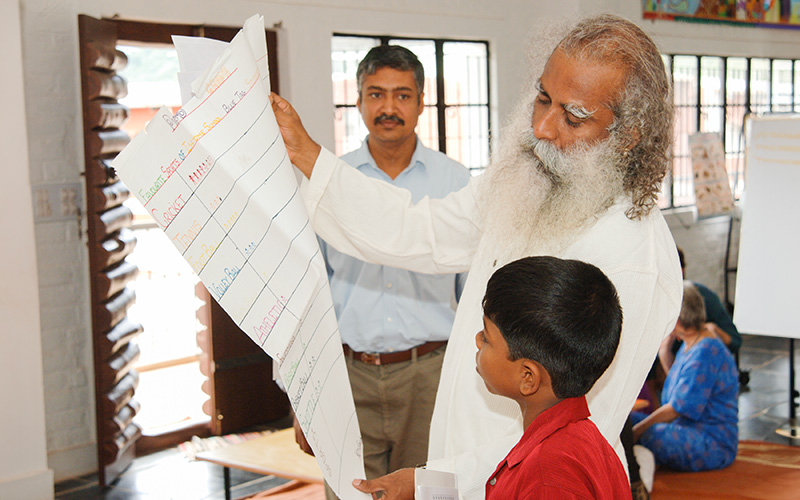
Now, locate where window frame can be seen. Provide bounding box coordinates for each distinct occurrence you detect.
[662,53,800,209]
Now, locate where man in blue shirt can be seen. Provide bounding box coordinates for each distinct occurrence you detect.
[298,45,470,496]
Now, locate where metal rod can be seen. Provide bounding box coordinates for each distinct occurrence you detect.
[790,338,797,438]
[224,466,231,500]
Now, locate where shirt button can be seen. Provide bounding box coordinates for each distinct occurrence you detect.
[489,477,496,486]
[387,282,393,289]
[387,317,393,323]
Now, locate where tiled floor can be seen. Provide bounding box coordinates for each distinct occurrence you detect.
[736,334,800,445]
[55,333,799,499]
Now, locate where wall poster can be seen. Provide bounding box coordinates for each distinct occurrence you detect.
[643,0,800,29]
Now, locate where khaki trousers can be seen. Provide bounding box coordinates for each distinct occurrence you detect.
[325,344,446,499]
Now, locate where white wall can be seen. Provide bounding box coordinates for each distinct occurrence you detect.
[1,1,54,498]
[14,0,800,485]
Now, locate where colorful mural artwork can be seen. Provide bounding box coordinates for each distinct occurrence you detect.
[643,0,800,28]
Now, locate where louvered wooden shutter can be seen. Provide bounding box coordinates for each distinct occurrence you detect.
[78,14,142,487]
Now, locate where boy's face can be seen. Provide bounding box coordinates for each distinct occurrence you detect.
[475,315,520,397]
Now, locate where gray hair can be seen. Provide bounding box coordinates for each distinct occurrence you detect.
[680,281,706,331]
[558,14,673,220]
[356,45,425,101]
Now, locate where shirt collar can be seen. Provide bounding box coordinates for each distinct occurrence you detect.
[505,396,591,468]
[352,136,427,179]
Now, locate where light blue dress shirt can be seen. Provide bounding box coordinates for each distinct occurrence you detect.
[319,137,471,353]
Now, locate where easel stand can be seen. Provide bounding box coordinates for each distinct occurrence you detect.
[776,338,800,439]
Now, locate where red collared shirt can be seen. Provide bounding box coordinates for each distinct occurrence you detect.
[486,396,632,500]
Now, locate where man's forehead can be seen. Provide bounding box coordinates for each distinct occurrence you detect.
[363,67,417,85]
[538,50,623,109]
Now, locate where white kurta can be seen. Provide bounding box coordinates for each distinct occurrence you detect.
[302,148,683,500]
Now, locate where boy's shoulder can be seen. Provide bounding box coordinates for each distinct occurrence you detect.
[505,399,629,499]
[535,419,629,498]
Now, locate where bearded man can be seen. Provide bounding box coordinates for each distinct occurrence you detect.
[272,13,682,500]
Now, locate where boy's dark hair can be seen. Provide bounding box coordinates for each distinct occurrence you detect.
[482,256,622,399]
[357,45,425,101]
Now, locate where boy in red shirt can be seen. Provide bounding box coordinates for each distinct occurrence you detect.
[477,256,632,499]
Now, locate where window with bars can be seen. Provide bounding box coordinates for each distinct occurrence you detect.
[662,54,800,209]
[331,34,490,173]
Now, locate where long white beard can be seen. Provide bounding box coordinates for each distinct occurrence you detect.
[480,124,625,260]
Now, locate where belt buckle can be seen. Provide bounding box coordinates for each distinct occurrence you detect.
[360,352,381,365]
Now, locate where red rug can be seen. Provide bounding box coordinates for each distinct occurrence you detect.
[240,440,799,500]
[651,440,800,500]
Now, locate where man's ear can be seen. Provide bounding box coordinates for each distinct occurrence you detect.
[519,359,542,397]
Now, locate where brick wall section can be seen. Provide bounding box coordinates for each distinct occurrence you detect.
[22,0,96,478]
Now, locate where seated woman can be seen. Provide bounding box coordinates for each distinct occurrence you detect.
[632,281,738,472]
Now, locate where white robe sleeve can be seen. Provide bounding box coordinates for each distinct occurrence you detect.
[301,147,482,275]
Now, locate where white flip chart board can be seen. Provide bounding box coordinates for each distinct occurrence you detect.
[112,15,368,499]
[733,113,800,339]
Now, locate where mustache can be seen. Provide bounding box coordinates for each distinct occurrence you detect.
[519,132,565,187]
[374,114,405,126]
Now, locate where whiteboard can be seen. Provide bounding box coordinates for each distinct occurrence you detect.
[733,114,800,339]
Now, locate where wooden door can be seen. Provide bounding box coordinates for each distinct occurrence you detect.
[78,14,141,487]
[198,295,291,435]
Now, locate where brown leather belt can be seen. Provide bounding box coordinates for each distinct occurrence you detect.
[343,341,447,366]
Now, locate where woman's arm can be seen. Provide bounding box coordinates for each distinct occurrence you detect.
[705,322,732,345]
[658,328,678,373]
[632,402,679,442]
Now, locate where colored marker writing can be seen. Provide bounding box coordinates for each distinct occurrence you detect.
[151,193,187,228]
[254,295,288,342]
[138,174,167,203]
[188,240,221,274]
[205,66,231,96]
[161,108,187,131]
[221,90,247,115]
[209,266,241,301]
[172,219,202,252]
[180,116,222,154]
[188,155,215,186]
[221,211,239,231]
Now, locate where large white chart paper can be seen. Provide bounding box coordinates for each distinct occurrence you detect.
[733,114,800,339]
[112,15,368,499]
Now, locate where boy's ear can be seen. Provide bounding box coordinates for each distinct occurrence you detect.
[519,359,543,397]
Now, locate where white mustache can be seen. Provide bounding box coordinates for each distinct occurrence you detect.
[519,131,570,186]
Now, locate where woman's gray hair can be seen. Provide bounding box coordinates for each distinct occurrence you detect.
[680,281,707,331]
[558,14,673,220]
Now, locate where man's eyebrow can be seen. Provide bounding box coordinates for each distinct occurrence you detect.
[536,78,595,119]
[366,84,415,93]
[563,102,596,120]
